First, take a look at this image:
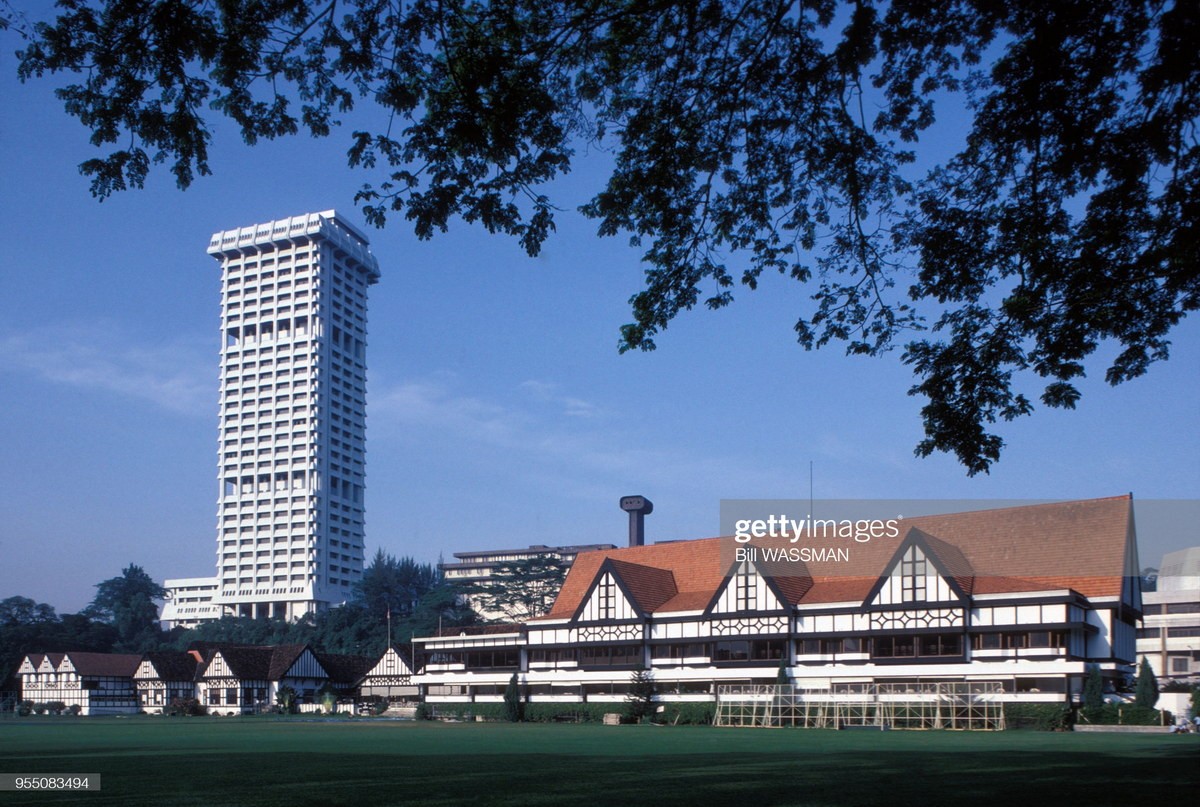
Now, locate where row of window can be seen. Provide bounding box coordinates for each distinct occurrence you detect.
[431,631,1072,672]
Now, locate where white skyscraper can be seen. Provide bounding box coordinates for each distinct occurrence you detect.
[200,210,380,621]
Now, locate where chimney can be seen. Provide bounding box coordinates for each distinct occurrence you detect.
[619,495,654,547]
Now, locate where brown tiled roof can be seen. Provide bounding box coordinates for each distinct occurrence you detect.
[140,651,198,681]
[537,496,1135,618]
[607,559,678,613]
[267,645,311,680]
[314,651,374,685]
[63,652,142,677]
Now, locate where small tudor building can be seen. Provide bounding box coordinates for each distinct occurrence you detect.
[135,651,200,712]
[19,643,375,715]
[413,497,1142,708]
[17,652,142,715]
[357,646,418,702]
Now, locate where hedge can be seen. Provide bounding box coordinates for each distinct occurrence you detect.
[425,702,718,724]
[1002,703,1071,731]
[1078,704,1172,726]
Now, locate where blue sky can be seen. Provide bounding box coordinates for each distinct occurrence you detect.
[1,8,1197,613]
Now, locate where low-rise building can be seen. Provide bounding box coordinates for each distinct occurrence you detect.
[415,497,1143,710]
[1137,546,1200,684]
[17,652,142,715]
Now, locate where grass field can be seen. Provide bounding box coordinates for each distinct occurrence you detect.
[1,717,1197,806]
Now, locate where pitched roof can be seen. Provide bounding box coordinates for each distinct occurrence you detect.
[62,652,142,677]
[606,559,678,613]
[537,496,1135,618]
[140,651,199,681]
[314,651,375,684]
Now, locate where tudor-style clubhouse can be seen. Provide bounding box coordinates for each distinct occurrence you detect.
[414,496,1142,712]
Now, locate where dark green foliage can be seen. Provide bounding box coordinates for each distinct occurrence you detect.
[275,685,298,715]
[86,564,167,651]
[503,673,524,722]
[18,0,1200,475]
[44,700,66,715]
[775,655,789,686]
[0,595,120,684]
[171,553,473,659]
[656,702,717,726]
[625,667,656,723]
[164,697,207,717]
[1134,657,1159,708]
[1002,703,1071,731]
[466,556,567,622]
[430,702,633,724]
[1192,686,1200,719]
[354,551,440,624]
[1083,663,1104,710]
[1079,704,1171,726]
[414,702,431,721]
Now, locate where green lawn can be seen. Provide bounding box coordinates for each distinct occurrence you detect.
[1,718,1196,806]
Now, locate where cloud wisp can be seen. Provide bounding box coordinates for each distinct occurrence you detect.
[0,321,214,417]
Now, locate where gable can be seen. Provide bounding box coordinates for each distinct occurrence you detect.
[206,651,234,678]
[135,659,158,680]
[367,648,412,678]
[869,543,964,607]
[19,655,41,674]
[278,648,327,680]
[578,571,639,621]
[709,560,784,614]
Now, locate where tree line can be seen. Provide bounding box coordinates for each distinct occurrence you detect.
[1,551,568,687]
[0,553,479,687]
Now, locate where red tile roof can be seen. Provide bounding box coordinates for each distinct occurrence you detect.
[537,496,1135,619]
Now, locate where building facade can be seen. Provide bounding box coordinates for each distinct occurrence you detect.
[415,497,1143,709]
[1137,546,1200,684]
[20,644,375,716]
[165,211,381,623]
[159,576,221,629]
[17,653,142,715]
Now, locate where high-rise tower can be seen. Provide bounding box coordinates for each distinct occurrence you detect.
[204,210,380,620]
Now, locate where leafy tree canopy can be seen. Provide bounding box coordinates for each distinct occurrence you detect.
[86,564,167,650]
[14,0,1199,472]
[466,555,567,622]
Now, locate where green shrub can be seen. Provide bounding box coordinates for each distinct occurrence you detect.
[44,701,66,716]
[414,702,431,720]
[17,700,34,717]
[1003,703,1070,731]
[1078,704,1171,726]
[655,702,716,725]
[32,703,47,715]
[65,704,82,716]
[165,697,207,717]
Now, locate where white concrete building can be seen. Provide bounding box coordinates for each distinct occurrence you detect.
[166,211,381,623]
[159,576,221,629]
[1137,546,1200,683]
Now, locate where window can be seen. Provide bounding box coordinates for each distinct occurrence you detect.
[735,562,757,611]
[1171,657,1189,673]
[597,576,616,619]
[872,633,962,658]
[900,546,926,602]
